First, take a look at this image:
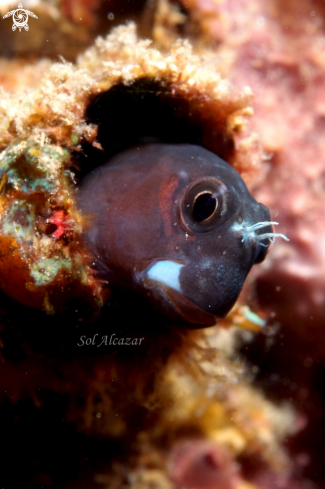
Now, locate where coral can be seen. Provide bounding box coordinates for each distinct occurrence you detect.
[168,439,241,489]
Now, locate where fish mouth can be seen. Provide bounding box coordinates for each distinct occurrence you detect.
[163,286,216,327]
[139,260,216,327]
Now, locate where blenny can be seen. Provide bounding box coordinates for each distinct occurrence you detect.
[77,143,288,328]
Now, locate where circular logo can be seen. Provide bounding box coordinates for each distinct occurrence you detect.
[3,3,38,32]
[12,8,29,31]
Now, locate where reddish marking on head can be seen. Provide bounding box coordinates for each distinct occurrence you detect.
[158,174,180,238]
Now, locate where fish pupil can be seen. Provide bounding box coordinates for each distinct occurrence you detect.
[193,192,217,222]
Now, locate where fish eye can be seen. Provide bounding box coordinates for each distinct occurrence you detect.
[193,192,217,221]
[180,177,229,233]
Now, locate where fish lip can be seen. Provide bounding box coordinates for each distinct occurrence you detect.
[138,260,217,327]
[163,286,217,327]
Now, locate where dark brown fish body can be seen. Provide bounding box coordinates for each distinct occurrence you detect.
[77,144,273,328]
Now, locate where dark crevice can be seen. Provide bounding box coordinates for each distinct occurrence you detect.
[76,78,205,177]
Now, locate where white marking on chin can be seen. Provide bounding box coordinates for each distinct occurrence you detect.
[146,260,184,293]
